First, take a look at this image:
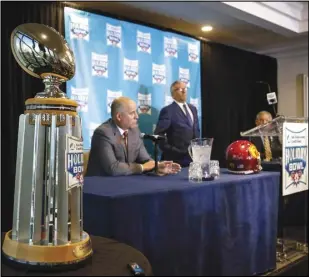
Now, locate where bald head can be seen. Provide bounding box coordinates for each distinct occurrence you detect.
[111,97,138,129]
[111,97,134,118]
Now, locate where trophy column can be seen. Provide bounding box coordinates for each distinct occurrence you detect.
[2,96,92,266]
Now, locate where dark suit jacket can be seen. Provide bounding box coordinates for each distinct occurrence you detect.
[154,101,200,167]
[250,136,282,161]
[86,119,152,176]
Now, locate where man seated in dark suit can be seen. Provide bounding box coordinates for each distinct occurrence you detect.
[154,80,200,167]
[86,97,181,177]
[250,110,282,162]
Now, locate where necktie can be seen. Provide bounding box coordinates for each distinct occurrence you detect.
[183,104,193,127]
[123,131,128,152]
[263,136,272,161]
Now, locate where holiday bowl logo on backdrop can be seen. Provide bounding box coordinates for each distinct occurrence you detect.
[190,97,199,112]
[106,23,122,48]
[179,67,190,88]
[69,14,89,40]
[188,42,199,63]
[165,95,174,106]
[71,87,89,112]
[152,63,166,84]
[92,53,108,77]
[137,30,151,54]
[164,37,178,58]
[124,58,139,81]
[137,93,152,115]
[107,90,122,113]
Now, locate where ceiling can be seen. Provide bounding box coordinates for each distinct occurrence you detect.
[72,1,308,57]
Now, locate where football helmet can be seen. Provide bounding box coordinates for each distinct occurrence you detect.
[226,140,262,174]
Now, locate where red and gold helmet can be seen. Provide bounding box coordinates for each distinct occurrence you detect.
[226,140,262,174]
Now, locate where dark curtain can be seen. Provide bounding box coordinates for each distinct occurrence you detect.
[201,41,278,167]
[1,1,65,232]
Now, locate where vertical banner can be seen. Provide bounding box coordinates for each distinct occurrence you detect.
[64,7,201,153]
[282,122,308,196]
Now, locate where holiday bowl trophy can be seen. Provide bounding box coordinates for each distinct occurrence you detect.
[2,23,92,268]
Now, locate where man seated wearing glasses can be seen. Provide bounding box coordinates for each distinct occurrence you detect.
[250,110,282,162]
[154,80,200,167]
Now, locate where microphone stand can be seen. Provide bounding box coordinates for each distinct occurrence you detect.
[141,134,166,176]
[257,81,278,117]
[154,140,158,174]
[271,105,277,117]
[146,138,161,176]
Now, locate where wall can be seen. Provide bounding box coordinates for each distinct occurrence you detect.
[277,50,308,116]
[257,35,308,117]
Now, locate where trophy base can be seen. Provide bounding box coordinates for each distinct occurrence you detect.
[2,230,93,269]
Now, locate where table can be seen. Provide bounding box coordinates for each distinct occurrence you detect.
[1,234,153,276]
[83,168,280,276]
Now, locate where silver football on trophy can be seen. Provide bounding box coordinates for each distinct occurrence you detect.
[11,23,75,98]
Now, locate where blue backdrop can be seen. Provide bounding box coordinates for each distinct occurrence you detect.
[64,7,201,154]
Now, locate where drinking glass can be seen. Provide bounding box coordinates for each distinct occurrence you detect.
[210,160,220,179]
[188,162,203,183]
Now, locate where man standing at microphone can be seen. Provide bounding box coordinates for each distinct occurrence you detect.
[86,96,181,176]
[154,81,200,167]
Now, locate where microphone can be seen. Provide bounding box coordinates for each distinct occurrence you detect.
[140,133,165,175]
[140,133,165,141]
[266,92,277,105]
[256,81,278,115]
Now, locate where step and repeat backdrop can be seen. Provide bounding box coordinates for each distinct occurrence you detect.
[64,7,201,154]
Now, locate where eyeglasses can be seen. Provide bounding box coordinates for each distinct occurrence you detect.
[174,88,187,92]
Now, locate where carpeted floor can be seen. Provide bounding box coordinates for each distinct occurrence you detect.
[262,226,308,276]
[264,253,308,276]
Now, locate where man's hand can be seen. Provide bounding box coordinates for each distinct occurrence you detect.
[157,161,181,175]
[142,160,155,172]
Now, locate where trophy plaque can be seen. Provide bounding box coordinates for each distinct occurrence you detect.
[2,23,93,267]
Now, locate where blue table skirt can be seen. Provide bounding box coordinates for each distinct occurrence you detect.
[83,169,280,276]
